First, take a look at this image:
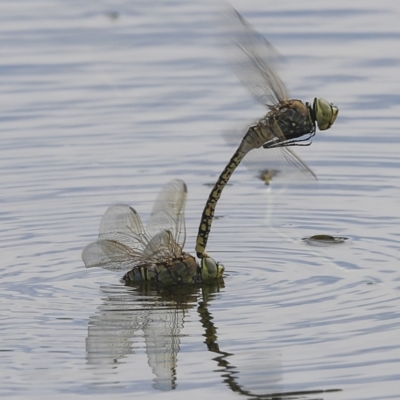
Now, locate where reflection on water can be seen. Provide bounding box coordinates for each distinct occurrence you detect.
[2,0,400,397]
[87,283,341,398]
[86,282,223,391]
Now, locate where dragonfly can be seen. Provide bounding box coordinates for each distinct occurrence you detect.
[82,179,224,285]
[195,6,338,259]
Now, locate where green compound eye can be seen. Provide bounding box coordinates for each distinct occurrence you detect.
[200,257,224,281]
[314,98,339,131]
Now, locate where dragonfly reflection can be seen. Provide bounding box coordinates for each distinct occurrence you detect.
[86,282,223,391]
[196,6,338,259]
[82,179,224,285]
[86,283,341,398]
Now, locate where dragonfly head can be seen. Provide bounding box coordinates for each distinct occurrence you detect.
[313,98,338,130]
[200,257,224,281]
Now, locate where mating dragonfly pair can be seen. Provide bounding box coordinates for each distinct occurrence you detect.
[82,6,338,285]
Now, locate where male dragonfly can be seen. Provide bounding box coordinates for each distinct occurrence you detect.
[196,6,338,259]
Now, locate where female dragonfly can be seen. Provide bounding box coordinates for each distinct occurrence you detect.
[83,179,224,285]
[196,6,338,259]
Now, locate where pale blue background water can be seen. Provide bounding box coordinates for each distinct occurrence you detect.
[1,0,400,399]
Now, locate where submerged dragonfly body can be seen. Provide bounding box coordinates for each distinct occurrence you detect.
[83,180,224,285]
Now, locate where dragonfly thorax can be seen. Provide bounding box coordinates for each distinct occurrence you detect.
[278,99,315,140]
[258,99,316,147]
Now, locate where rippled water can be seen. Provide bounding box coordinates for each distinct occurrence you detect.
[1,0,400,399]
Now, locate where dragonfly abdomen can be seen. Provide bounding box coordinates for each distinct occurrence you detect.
[196,149,245,258]
[123,254,199,285]
[122,264,156,283]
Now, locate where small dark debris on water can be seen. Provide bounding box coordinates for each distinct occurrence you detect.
[303,234,349,246]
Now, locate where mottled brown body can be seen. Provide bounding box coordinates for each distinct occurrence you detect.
[123,252,199,285]
[195,99,316,258]
[260,100,315,147]
[268,99,315,144]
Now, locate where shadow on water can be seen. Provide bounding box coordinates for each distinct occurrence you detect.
[86,281,342,398]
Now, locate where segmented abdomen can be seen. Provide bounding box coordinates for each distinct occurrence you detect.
[123,254,199,285]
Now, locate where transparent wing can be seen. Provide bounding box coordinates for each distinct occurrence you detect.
[98,204,151,250]
[82,204,152,271]
[82,239,144,271]
[222,5,288,107]
[249,119,316,180]
[143,230,182,264]
[82,181,188,272]
[146,179,187,250]
[243,146,316,183]
[222,125,316,182]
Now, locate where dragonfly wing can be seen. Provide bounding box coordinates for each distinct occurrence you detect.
[98,204,150,252]
[143,229,181,264]
[146,179,187,250]
[222,6,289,106]
[243,145,316,183]
[222,123,316,181]
[82,239,143,271]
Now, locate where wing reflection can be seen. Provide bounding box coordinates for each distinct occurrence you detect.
[87,282,341,397]
[142,307,180,390]
[86,282,223,391]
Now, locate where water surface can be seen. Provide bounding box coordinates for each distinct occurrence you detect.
[1,0,400,399]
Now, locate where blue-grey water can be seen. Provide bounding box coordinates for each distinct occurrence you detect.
[1,0,400,399]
